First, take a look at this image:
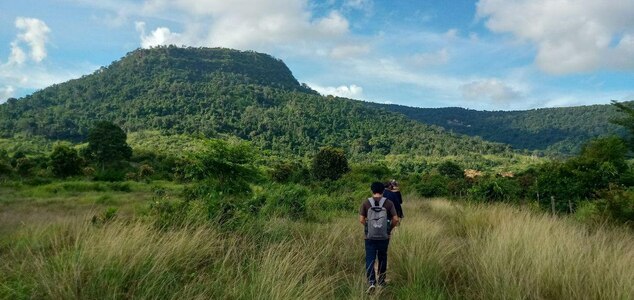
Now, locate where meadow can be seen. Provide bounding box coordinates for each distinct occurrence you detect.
[1,181,632,299]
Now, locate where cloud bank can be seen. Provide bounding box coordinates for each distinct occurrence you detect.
[477,0,634,74]
[135,0,352,54]
[310,83,364,99]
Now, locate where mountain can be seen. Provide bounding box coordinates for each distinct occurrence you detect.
[366,103,627,154]
[0,46,512,157]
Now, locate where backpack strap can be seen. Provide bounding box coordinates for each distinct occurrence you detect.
[368,197,387,207]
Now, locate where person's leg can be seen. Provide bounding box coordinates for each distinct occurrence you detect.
[377,239,389,285]
[365,239,377,285]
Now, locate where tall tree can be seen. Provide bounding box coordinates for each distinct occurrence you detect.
[50,143,81,178]
[611,100,634,150]
[86,121,132,169]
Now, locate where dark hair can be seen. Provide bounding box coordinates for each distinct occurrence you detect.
[371,182,385,194]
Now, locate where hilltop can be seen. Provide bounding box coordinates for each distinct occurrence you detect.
[0,46,511,157]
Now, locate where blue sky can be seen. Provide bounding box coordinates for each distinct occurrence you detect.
[1,0,633,110]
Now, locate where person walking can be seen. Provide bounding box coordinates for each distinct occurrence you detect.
[359,182,399,293]
[383,180,404,219]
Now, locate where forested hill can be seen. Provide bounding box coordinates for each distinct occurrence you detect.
[0,46,512,157]
[366,103,627,154]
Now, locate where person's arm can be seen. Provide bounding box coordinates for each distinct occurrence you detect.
[388,202,399,227]
[391,215,399,228]
[359,202,367,225]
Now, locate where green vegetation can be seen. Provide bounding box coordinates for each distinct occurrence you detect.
[0,46,512,158]
[49,143,81,178]
[86,121,132,169]
[368,102,628,154]
[311,147,350,181]
[1,46,633,299]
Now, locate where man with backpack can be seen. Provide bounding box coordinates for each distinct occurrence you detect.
[359,182,400,293]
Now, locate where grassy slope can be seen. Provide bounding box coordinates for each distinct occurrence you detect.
[1,188,633,299]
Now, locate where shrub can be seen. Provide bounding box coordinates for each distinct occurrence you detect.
[125,172,138,181]
[415,174,449,197]
[262,184,309,220]
[596,187,634,226]
[270,161,309,183]
[437,161,463,179]
[94,168,126,182]
[468,177,521,203]
[83,167,95,178]
[91,207,118,225]
[139,164,154,179]
[49,143,81,178]
[311,147,350,181]
[15,157,33,176]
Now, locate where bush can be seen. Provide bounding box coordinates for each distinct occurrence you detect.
[270,161,309,183]
[50,143,81,178]
[468,177,521,203]
[83,167,95,178]
[91,207,118,225]
[437,161,463,179]
[312,147,350,181]
[415,174,449,197]
[94,168,126,182]
[15,157,33,176]
[262,184,309,220]
[596,187,634,226]
[139,164,155,179]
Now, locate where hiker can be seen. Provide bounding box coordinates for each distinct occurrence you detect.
[359,182,399,293]
[383,180,404,219]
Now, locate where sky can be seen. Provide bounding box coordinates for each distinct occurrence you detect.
[1,0,634,111]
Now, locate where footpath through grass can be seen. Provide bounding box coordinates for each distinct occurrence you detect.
[1,195,633,299]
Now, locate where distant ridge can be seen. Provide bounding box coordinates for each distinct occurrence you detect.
[366,102,628,154]
[0,46,512,157]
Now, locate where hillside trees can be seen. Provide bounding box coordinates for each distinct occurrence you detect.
[0,47,513,159]
[611,100,634,149]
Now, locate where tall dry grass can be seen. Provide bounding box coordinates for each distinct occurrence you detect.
[1,197,633,299]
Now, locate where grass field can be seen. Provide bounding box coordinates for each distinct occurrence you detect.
[1,182,633,299]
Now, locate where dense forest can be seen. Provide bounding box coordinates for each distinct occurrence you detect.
[366,103,628,154]
[0,46,511,157]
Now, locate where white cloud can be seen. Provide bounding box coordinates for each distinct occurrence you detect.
[132,0,352,53]
[9,42,27,65]
[14,17,51,63]
[344,0,371,10]
[136,22,184,48]
[461,79,522,103]
[0,17,95,100]
[409,48,450,67]
[310,83,363,99]
[329,44,370,59]
[477,0,634,74]
[0,85,15,102]
[444,29,458,39]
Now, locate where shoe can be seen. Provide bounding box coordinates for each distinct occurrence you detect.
[366,284,376,294]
